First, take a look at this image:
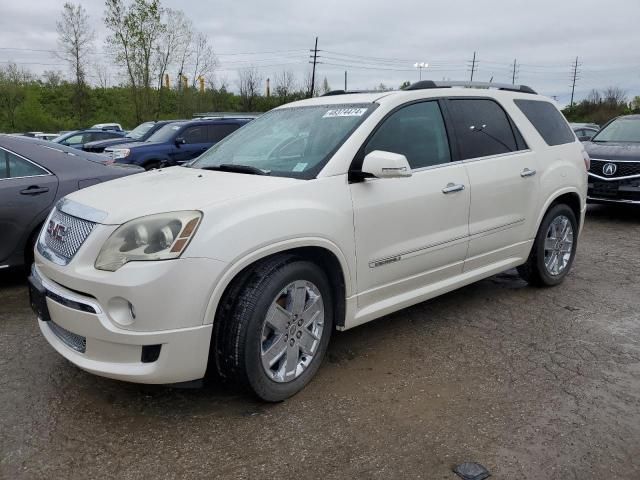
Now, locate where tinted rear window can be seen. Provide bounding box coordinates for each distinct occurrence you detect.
[449,99,522,160]
[514,99,575,146]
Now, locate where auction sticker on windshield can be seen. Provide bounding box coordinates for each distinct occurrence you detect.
[323,108,369,118]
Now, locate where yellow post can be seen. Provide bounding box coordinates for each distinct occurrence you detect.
[164,73,170,89]
[199,76,205,93]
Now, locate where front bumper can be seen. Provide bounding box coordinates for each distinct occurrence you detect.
[32,254,225,384]
[587,176,640,205]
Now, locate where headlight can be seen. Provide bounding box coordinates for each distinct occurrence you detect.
[110,148,130,159]
[95,211,202,271]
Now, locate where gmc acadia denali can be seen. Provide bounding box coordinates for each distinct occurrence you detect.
[29,81,588,401]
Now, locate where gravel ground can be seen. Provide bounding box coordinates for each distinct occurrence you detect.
[1,204,639,479]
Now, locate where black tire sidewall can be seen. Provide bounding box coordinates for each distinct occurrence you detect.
[243,261,333,402]
[534,204,578,286]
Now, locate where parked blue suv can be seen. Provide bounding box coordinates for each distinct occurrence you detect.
[104,118,253,170]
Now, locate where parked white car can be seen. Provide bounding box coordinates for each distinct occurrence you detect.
[30,81,588,401]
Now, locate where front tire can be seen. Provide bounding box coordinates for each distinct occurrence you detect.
[214,255,333,401]
[518,203,578,286]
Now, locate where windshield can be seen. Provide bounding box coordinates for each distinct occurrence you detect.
[127,122,156,140]
[147,122,186,143]
[592,117,640,143]
[191,104,375,179]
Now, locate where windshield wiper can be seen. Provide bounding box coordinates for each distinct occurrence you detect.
[201,164,271,175]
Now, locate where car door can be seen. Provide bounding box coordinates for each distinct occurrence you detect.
[446,98,539,271]
[171,125,210,164]
[0,148,57,264]
[350,100,470,313]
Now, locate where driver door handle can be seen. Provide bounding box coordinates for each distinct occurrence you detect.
[20,186,49,195]
[520,168,537,177]
[442,183,465,194]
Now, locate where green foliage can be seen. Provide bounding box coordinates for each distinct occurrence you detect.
[0,71,309,133]
[563,87,631,125]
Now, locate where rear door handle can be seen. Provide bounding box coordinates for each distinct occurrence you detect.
[20,186,49,195]
[520,168,537,177]
[442,183,465,194]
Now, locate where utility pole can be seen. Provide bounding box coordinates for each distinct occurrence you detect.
[344,71,347,91]
[469,51,477,82]
[511,59,518,84]
[570,56,581,108]
[309,37,319,98]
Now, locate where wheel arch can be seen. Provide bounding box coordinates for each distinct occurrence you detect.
[535,188,584,234]
[203,238,353,329]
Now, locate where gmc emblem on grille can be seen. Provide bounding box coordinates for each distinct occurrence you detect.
[47,220,69,242]
[603,163,617,176]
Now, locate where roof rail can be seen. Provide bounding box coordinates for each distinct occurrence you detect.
[321,89,380,96]
[404,80,536,94]
[192,112,260,118]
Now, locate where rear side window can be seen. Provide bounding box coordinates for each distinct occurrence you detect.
[449,99,522,160]
[0,149,48,178]
[208,124,240,142]
[514,99,575,146]
[364,101,451,169]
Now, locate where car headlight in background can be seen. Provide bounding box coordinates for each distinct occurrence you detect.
[110,148,130,159]
[95,211,202,271]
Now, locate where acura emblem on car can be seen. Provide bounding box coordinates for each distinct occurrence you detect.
[47,220,69,243]
[603,163,617,176]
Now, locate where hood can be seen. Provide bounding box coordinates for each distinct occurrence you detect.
[64,166,300,224]
[104,140,151,151]
[584,141,640,161]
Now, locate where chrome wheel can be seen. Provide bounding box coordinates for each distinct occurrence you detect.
[544,215,574,276]
[260,280,325,383]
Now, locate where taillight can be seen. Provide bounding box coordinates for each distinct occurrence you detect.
[582,150,591,170]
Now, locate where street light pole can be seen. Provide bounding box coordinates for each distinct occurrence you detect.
[413,62,429,81]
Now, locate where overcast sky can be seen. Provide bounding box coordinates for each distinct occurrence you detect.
[1,0,639,106]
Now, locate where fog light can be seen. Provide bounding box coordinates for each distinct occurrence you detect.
[107,297,136,326]
[141,344,161,363]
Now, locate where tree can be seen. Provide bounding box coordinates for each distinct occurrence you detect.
[41,70,65,88]
[190,32,217,88]
[237,67,262,111]
[399,80,411,89]
[321,76,331,94]
[104,0,165,121]
[57,2,94,121]
[0,63,32,130]
[274,70,296,101]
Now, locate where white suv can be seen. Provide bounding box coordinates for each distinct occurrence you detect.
[30,81,588,401]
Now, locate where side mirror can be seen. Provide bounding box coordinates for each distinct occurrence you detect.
[361,150,412,179]
[175,137,186,145]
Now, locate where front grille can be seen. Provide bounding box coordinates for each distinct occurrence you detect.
[43,208,95,264]
[49,321,86,353]
[590,159,640,178]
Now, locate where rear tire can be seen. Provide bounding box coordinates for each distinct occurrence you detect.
[518,203,578,287]
[213,255,333,402]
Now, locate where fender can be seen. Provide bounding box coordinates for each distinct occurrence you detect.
[534,186,585,234]
[201,236,354,325]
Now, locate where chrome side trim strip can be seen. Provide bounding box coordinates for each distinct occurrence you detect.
[58,198,109,224]
[369,234,468,268]
[591,158,640,164]
[471,218,526,237]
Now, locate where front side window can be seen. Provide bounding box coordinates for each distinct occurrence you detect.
[0,149,48,178]
[192,104,375,179]
[62,133,84,145]
[591,117,640,143]
[450,99,521,159]
[364,101,451,169]
[183,126,207,144]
